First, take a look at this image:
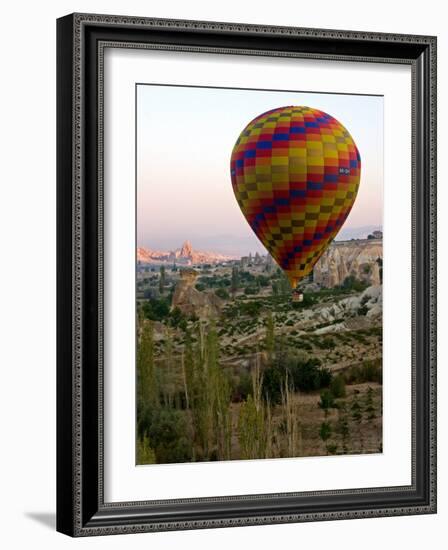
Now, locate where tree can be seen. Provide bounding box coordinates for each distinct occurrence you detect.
[264,311,275,361]
[330,373,346,398]
[182,330,194,411]
[231,266,239,297]
[142,297,170,321]
[215,287,229,300]
[161,327,175,408]
[281,376,302,457]
[159,265,166,294]
[336,406,350,453]
[287,357,330,392]
[137,321,158,407]
[261,365,283,405]
[351,395,364,452]
[364,386,376,420]
[351,396,362,421]
[144,407,193,463]
[238,362,271,459]
[185,322,232,461]
[319,421,332,454]
[319,389,335,415]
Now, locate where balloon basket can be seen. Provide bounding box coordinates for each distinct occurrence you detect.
[292,291,304,303]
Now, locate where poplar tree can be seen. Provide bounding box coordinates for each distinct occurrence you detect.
[137,321,158,407]
[264,311,275,362]
[159,265,166,294]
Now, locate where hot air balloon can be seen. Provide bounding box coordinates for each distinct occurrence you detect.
[230,106,361,299]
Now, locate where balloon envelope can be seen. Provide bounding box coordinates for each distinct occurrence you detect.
[230,106,361,289]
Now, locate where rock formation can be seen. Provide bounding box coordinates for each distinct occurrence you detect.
[294,285,382,333]
[137,241,236,266]
[171,268,222,319]
[313,240,382,288]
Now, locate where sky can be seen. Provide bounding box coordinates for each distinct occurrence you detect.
[137,84,383,256]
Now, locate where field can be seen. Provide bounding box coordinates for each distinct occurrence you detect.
[136,256,383,464]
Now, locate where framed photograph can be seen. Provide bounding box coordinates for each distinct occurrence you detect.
[57,13,437,536]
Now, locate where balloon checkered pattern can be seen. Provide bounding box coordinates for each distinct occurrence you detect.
[230,106,361,289]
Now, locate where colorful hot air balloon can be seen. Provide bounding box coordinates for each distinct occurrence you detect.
[230,106,361,292]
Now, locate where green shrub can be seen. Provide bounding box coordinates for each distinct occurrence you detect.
[344,361,382,384]
[315,336,336,350]
[244,286,257,295]
[137,405,192,464]
[357,305,369,316]
[215,287,230,300]
[142,297,170,321]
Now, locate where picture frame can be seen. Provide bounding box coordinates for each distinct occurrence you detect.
[56,13,437,537]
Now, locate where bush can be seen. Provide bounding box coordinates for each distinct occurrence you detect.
[344,361,382,384]
[289,359,332,392]
[238,300,263,317]
[142,297,170,321]
[138,405,193,464]
[295,340,313,351]
[244,286,257,295]
[264,352,332,396]
[257,275,270,287]
[215,288,230,300]
[315,336,336,350]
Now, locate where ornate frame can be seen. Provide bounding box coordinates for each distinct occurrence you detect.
[56,13,437,536]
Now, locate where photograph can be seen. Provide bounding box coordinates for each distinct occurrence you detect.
[135,84,384,465]
[53,8,436,539]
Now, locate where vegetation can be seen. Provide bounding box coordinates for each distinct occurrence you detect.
[136,261,382,464]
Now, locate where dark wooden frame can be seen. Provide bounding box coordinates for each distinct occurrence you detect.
[57,13,437,537]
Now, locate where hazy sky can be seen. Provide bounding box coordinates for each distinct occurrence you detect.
[137,84,383,256]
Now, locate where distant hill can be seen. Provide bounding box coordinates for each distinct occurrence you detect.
[137,241,237,265]
[335,226,383,241]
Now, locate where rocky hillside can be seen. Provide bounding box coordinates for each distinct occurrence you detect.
[313,239,382,288]
[137,240,236,266]
[298,285,382,333]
